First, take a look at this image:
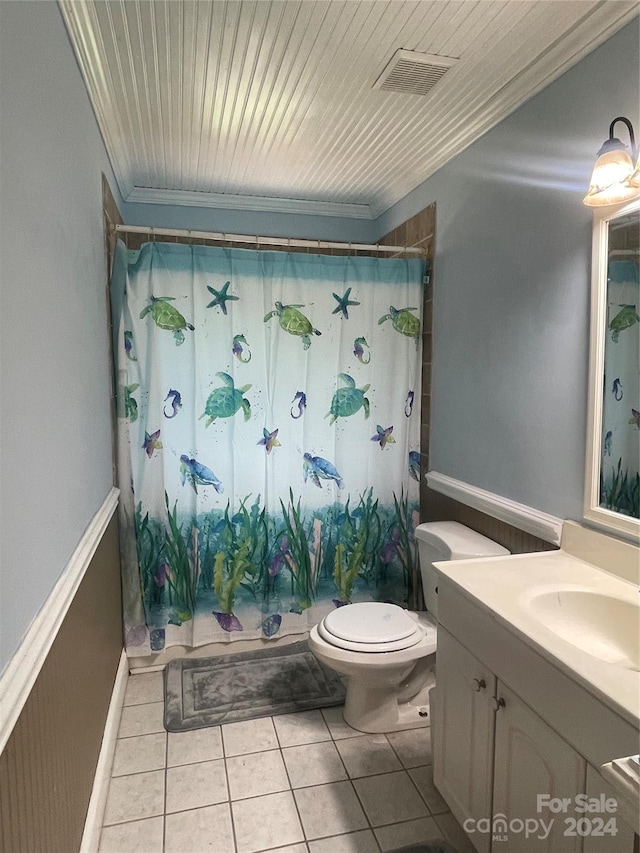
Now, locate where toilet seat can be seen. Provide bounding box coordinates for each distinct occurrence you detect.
[318,602,424,653]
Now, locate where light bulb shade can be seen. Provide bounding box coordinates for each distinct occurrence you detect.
[629,153,640,188]
[583,147,636,206]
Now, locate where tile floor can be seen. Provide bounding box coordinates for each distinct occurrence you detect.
[99,671,475,853]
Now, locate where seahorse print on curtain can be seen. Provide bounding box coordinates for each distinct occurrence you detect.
[111,241,424,656]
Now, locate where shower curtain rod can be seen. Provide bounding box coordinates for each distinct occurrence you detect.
[112,223,428,256]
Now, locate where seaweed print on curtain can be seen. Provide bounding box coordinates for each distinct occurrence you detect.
[600,259,639,518]
[112,241,424,656]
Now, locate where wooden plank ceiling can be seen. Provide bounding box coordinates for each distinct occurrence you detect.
[60,0,638,218]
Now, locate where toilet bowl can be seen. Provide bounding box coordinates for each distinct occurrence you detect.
[309,522,510,733]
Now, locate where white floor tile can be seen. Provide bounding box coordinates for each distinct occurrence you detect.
[111,732,166,776]
[283,741,348,788]
[387,727,432,768]
[165,802,234,853]
[222,716,279,756]
[227,748,290,800]
[123,672,164,706]
[167,725,223,766]
[294,781,368,840]
[232,790,304,853]
[265,846,308,853]
[118,702,165,738]
[353,771,429,827]
[166,758,228,813]
[273,710,332,747]
[336,735,402,778]
[436,811,477,853]
[98,816,164,852]
[375,816,442,852]
[320,707,366,741]
[102,770,164,825]
[308,829,379,853]
[409,765,449,814]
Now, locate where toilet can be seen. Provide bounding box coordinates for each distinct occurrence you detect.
[309,521,510,733]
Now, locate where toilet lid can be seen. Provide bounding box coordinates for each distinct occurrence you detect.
[317,619,424,652]
[323,602,420,645]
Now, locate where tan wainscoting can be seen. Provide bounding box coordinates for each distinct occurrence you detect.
[0,515,123,853]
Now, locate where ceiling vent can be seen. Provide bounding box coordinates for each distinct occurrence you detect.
[373,49,457,96]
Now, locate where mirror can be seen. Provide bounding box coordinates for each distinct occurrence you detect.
[585,198,640,539]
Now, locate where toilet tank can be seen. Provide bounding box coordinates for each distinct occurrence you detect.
[415,521,510,618]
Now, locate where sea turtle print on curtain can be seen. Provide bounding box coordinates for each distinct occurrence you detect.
[111,240,424,656]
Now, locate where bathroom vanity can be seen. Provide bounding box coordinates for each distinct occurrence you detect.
[430,522,639,853]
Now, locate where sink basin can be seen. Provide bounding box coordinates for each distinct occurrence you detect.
[527,589,640,671]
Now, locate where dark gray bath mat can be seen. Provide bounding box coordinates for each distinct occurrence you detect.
[164,640,346,732]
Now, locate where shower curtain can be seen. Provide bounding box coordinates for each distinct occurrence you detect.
[111,240,424,657]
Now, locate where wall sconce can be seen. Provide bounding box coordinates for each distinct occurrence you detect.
[583,116,640,206]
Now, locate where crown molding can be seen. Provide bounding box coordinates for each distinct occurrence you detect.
[125,187,375,220]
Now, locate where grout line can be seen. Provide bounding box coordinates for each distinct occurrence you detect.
[222,754,239,853]
[162,719,168,853]
[164,753,227,770]
[272,715,307,844]
[100,813,166,831]
[405,764,436,816]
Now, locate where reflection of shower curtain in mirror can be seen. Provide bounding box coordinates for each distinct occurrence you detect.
[111,240,424,657]
[600,259,640,518]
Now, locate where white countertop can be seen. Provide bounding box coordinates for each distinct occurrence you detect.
[433,549,640,727]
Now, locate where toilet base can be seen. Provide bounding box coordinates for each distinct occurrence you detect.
[342,665,436,734]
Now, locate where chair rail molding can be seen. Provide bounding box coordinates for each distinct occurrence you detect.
[426,472,563,545]
[0,487,120,755]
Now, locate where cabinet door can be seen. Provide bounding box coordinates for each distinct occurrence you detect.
[492,683,586,853]
[432,626,497,853]
[582,765,635,853]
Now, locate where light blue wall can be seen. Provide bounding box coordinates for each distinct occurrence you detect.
[0,2,122,670]
[121,200,377,243]
[375,19,640,521]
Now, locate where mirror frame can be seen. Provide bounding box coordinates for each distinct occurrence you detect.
[584,196,640,541]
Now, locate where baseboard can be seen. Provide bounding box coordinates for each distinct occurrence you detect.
[426,471,563,545]
[80,650,128,853]
[0,487,120,755]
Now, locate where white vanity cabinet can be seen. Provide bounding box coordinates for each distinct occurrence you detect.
[432,627,496,853]
[432,579,639,853]
[581,766,635,853]
[433,627,584,853]
[492,682,584,853]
